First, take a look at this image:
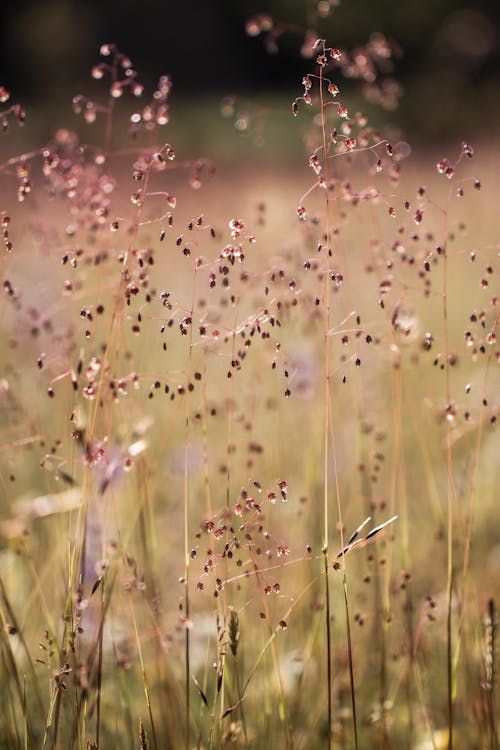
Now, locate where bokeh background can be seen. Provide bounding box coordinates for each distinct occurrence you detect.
[1,0,500,150]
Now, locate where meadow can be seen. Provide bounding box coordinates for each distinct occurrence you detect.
[0,25,498,750]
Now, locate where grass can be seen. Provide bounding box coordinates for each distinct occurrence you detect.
[0,28,499,750]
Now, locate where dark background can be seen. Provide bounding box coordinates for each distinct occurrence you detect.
[1,0,499,142]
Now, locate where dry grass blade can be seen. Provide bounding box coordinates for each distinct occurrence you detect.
[337,515,398,557]
[193,676,209,708]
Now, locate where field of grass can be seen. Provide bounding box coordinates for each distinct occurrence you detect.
[0,33,498,750]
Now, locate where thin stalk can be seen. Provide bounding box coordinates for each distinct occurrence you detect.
[343,578,359,750]
[0,577,45,717]
[241,575,321,699]
[442,232,455,750]
[376,343,403,745]
[129,596,160,750]
[252,561,292,749]
[459,316,497,659]
[183,267,198,750]
[318,50,334,750]
[23,677,28,750]
[322,550,333,745]
[95,586,105,750]
[0,602,30,745]
[215,269,244,741]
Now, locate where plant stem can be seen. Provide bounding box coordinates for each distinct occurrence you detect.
[318,49,333,750]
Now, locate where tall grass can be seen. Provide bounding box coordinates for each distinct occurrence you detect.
[0,14,498,750]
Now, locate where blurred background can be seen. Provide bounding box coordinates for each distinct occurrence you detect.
[1,0,500,153]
